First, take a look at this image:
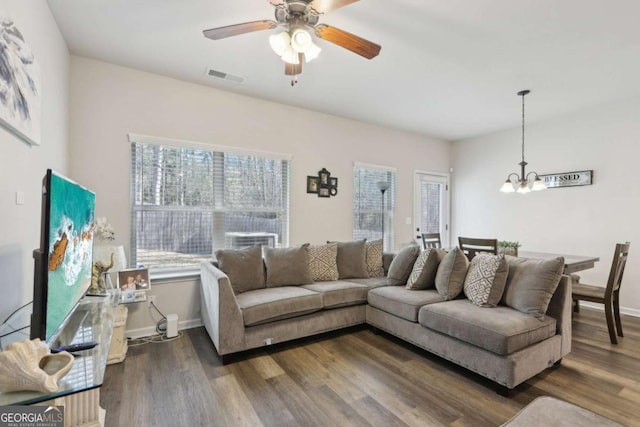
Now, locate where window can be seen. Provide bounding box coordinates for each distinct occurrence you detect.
[130,136,290,274]
[353,163,396,251]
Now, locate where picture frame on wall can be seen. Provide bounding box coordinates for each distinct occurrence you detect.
[318,168,330,185]
[329,177,338,188]
[0,14,42,146]
[318,187,330,198]
[306,176,319,193]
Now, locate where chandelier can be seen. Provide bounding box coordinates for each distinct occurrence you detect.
[500,90,547,193]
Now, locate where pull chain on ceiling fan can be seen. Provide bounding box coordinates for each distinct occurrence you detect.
[203,0,381,85]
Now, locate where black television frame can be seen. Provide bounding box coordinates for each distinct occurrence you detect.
[30,169,96,344]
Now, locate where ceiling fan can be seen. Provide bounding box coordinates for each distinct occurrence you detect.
[203,0,381,85]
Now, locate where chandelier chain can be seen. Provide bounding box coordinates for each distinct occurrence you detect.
[521,92,525,164]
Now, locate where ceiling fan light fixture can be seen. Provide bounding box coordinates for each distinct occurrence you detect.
[269,31,290,56]
[290,28,312,52]
[304,42,321,62]
[281,46,300,64]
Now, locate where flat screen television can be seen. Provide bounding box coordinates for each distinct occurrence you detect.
[31,169,96,344]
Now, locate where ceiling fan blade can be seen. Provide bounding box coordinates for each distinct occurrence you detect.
[284,53,304,75]
[203,20,277,40]
[315,24,381,59]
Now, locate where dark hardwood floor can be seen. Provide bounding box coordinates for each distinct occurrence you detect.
[101,308,640,426]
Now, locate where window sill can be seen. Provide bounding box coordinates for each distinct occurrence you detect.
[149,268,201,283]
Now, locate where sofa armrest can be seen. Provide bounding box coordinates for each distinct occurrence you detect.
[200,261,245,355]
[546,275,572,356]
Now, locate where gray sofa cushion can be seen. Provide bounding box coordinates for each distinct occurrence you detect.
[215,244,265,294]
[236,286,323,326]
[387,244,421,286]
[333,240,368,279]
[366,239,384,277]
[264,244,313,287]
[368,286,443,322]
[302,281,369,308]
[463,254,508,307]
[418,300,557,355]
[502,256,565,319]
[406,248,442,290]
[308,243,339,281]
[345,277,394,289]
[435,247,469,300]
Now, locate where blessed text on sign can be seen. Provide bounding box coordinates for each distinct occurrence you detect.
[539,170,593,188]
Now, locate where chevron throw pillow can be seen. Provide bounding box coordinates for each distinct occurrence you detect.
[366,239,384,277]
[308,243,339,281]
[463,253,508,307]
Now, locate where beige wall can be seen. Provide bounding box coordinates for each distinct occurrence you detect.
[0,2,69,323]
[68,56,450,333]
[451,96,640,315]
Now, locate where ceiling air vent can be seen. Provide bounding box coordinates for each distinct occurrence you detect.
[206,68,244,83]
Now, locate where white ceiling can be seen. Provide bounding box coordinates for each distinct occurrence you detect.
[46,0,640,141]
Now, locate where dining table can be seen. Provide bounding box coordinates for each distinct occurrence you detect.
[517,251,600,274]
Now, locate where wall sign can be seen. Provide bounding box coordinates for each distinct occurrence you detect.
[539,170,593,188]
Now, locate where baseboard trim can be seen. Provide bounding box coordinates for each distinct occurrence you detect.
[126,318,203,339]
[579,302,640,318]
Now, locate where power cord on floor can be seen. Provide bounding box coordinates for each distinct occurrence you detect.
[127,300,183,347]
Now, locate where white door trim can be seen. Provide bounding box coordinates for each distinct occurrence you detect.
[413,170,450,248]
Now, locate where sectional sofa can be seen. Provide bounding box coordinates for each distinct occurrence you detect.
[200,240,571,393]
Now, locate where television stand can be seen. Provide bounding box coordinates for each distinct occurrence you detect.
[0,290,119,427]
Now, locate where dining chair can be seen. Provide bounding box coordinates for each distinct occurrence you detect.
[458,236,498,260]
[421,233,442,249]
[572,242,630,345]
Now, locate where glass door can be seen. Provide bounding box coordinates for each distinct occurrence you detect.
[414,172,449,248]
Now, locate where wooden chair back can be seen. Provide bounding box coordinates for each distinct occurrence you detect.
[458,237,498,260]
[605,242,631,298]
[421,233,442,249]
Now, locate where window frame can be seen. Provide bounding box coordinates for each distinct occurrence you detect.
[128,134,291,277]
[353,162,396,252]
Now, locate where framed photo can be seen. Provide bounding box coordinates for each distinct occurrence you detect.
[118,268,150,291]
[318,168,330,185]
[329,177,338,188]
[306,176,319,193]
[318,187,330,198]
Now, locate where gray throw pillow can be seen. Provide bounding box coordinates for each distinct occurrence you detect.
[406,248,442,290]
[308,243,339,281]
[387,244,421,286]
[265,243,313,287]
[215,244,265,294]
[332,240,368,279]
[435,247,469,300]
[502,256,565,319]
[366,239,384,278]
[463,254,508,307]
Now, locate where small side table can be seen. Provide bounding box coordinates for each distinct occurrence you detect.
[107,305,128,364]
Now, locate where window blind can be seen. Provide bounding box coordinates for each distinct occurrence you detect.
[353,164,396,251]
[130,141,290,273]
